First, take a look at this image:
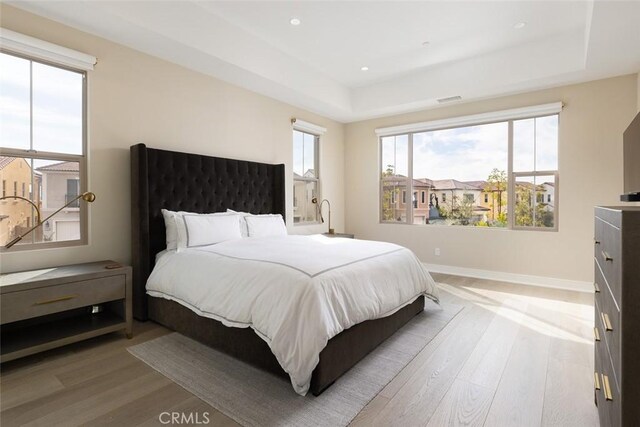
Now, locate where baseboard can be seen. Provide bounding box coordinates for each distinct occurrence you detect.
[423,263,593,293]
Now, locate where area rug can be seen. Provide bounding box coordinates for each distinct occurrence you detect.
[128,299,462,427]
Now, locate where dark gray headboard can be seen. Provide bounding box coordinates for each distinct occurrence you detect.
[130,143,286,320]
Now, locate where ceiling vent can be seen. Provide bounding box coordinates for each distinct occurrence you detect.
[437,95,462,104]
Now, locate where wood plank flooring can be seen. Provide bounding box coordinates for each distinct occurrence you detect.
[0,274,598,426]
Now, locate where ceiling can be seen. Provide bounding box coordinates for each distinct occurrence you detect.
[7,1,640,122]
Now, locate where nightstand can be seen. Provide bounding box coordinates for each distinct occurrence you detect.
[323,232,355,239]
[0,260,132,363]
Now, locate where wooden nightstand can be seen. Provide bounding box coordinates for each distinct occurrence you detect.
[323,232,355,239]
[0,260,132,363]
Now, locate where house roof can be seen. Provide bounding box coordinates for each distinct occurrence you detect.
[0,157,16,171]
[36,161,79,172]
[0,156,40,173]
[383,175,434,189]
[430,179,481,191]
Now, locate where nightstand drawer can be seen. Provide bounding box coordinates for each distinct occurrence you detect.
[0,275,126,324]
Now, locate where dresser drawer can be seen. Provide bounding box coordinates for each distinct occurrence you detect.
[599,349,622,427]
[0,275,126,324]
[595,275,621,389]
[595,217,622,305]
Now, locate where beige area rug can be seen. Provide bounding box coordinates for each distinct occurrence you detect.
[128,299,462,427]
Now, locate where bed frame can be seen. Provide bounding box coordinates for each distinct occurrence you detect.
[130,143,425,395]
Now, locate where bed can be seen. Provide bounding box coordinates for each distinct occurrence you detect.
[130,143,438,395]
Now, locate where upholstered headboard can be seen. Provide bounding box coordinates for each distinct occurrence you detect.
[130,143,286,320]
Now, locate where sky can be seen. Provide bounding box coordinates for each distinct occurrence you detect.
[293,130,316,177]
[382,116,558,183]
[0,52,83,157]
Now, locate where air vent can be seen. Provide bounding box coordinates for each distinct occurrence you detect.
[437,96,462,104]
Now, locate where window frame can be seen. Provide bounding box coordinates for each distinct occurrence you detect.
[292,127,321,226]
[378,109,560,231]
[0,49,88,251]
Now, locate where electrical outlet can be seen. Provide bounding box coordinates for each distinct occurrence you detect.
[435,248,441,256]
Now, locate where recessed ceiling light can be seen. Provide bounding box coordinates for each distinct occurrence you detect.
[513,22,526,29]
[422,41,430,47]
[361,66,369,71]
[290,18,301,26]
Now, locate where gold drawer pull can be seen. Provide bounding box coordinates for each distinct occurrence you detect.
[34,295,77,305]
[602,374,613,401]
[601,312,613,331]
[601,251,613,262]
[594,372,601,390]
[594,282,600,293]
[594,327,601,341]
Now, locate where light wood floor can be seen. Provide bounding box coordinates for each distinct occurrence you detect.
[0,274,598,426]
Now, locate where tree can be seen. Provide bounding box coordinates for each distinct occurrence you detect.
[440,194,474,225]
[514,183,553,227]
[381,165,398,221]
[485,168,507,221]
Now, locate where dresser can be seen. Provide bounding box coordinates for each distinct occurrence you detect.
[0,261,132,362]
[594,207,640,426]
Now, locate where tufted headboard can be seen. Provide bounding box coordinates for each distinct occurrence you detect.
[130,143,286,320]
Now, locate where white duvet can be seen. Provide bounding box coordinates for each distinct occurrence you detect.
[146,234,439,395]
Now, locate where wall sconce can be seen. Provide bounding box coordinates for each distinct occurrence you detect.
[1,192,96,249]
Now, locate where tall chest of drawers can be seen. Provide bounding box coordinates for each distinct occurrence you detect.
[594,207,640,427]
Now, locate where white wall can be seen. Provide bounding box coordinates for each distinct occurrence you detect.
[345,75,638,283]
[0,5,345,273]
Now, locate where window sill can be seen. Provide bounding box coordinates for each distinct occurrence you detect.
[379,221,557,232]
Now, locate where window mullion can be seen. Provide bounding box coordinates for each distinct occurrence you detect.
[407,133,414,225]
[507,120,514,229]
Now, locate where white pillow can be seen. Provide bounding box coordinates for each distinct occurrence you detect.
[161,209,180,250]
[226,209,252,237]
[179,213,241,250]
[244,214,287,238]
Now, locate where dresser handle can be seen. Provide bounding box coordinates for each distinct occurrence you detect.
[594,282,600,293]
[34,295,77,305]
[594,327,601,341]
[594,239,601,245]
[602,374,613,401]
[601,251,613,262]
[601,312,613,331]
[594,372,601,390]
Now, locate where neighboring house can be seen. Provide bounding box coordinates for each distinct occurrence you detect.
[36,161,81,242]
[541,182,555,211]
[0,157,41,245]
[382,175,434,224]
[293,169,317,223]
[431,179,489,218]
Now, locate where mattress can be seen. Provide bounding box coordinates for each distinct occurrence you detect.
[146,234,439,395]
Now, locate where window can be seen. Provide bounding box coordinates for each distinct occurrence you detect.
[421,191,426,204]
[0,51,87,249]
[293,125,321,224]
[378,104,560,230]
[2,180,5,197]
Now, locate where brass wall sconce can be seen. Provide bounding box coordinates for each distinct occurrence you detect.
[0,192,96,249]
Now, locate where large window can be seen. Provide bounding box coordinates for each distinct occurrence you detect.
[0,51,87,249]
[379,106,559,230]
[293,128,320,224]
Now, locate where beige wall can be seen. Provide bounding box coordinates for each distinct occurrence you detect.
[345,75,638,282]
[0,5,345,273]
[637,72,640,112]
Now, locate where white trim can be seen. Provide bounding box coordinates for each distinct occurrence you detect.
[424,262,592,293]
[375,102,563,136]
[292,118,327,136]
[0,28,96,71]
